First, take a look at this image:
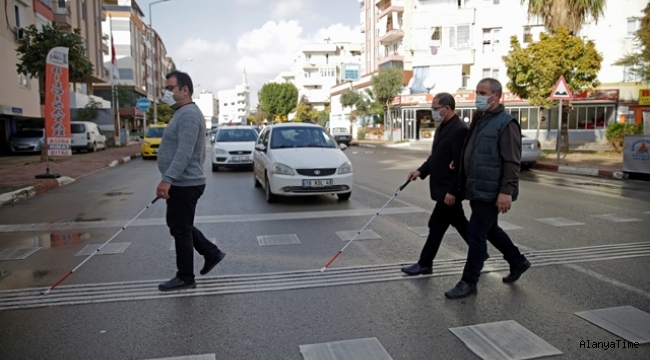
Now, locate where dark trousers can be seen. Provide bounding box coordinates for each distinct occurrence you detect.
[166,184,220,283]
[460,200,525,285]
[418,201,469,267]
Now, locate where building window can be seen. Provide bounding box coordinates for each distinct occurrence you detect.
[482,68,499,79]
[431,26,441,47]
[443,24,471,48]
[79,0,86,20]
[118,68,134,80]
[485,0,500,4]
[523,27,533,43]
[627,18,641,37]
[482,28,502,52]
[18,73,30,89]
[14,5,20,27]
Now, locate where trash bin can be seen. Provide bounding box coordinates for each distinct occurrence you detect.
[120,129,128,146]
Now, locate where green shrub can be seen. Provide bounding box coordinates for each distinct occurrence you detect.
[606,123,644,152]
[357,129,367,140]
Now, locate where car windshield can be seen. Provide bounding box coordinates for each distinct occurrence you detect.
[270,127,337,149]
[332,127,348,134]
[15,130,43,138]
[216,129,258,142]
[146,127,165,138]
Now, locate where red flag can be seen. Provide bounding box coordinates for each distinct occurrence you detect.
[111,34,119,80]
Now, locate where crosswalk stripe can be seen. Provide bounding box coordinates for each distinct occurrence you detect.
[0,242,648,311]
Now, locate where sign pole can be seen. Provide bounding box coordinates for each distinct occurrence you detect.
[557,99,562,164]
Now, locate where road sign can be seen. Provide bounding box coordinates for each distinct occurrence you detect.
[549,75,572,100]
[136,98,151,111]
[341,63,361,81]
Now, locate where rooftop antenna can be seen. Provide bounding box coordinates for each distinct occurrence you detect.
[324,37,331,44]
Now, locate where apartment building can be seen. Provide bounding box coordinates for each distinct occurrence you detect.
[195,91,219,128]
[93,0,171,134]
[0,0,109,154]
[337,0,647,144]
[217,70,250,124]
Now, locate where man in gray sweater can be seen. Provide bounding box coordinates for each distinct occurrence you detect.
[156,70,225,292]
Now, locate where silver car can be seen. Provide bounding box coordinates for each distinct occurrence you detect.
[521,135,541,170]
[10,129,45,154]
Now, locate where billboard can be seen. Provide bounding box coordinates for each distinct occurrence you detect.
[45,47,71,156]
[341,63,361,81]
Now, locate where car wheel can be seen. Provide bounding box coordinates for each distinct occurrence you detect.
[265,176,277,203]
[212,164,219,172]
[521,163,533,171]
[337,192,351,201]
[91,142,97,152]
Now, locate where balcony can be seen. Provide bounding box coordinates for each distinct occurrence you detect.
[302,90,330,104]
[102,42,109,55]
[379,29,404,44]
[378,53,404,66]
[377,0,404,19]
[412,47,475,67]
[53,1,72,28]
[412,7,475,26]
[101,10,106,21]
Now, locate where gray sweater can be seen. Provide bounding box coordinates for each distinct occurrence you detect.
[157,103,206,186]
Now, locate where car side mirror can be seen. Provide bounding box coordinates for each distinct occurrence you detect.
[255,145,266,152]
[339,143,347,151]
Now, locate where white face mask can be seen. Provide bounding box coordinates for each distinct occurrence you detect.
[431,107,446,122]
[162,90,176,107]
[475,94,495,111]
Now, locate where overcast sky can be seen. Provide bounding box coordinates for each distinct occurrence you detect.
[141,0,363,106]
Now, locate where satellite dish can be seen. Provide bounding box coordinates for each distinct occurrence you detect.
[423,76,436,91]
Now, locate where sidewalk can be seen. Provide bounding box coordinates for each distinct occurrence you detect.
[352,140,624,179]
[0,144,142,206]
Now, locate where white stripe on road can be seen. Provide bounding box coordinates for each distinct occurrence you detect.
[1,242,648,311]
[0,206,427,233]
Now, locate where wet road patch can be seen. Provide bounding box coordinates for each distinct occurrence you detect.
[299,337,393,360]
[75,242,130,256]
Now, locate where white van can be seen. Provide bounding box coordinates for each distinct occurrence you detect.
[70,121,107,152]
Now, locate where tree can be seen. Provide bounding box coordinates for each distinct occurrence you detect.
[145,103,174,124]
[293,102,313,122]
[504,28,602,147]
[340,90,361,109]
[520,0,606,35]
[16,23,93,105]
[115,83,136,107]
[519,0,607,153]
[75,99,103,122]
[371,67,403,140]
[259,82,299,120]
[614,3,650,84]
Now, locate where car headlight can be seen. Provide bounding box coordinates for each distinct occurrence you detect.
[272,162,295,175]
[338,161,353,174]
[142,141,150,146]
[215,148,228,155]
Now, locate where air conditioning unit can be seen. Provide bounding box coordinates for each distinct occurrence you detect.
[13,27,25,42]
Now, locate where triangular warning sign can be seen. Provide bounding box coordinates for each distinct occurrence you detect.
[550,75,572,100]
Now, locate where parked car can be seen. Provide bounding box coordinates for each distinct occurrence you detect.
[330,127,352,146]
[9,129,44,154]
[70,121,107,152]
[141,123,167,159]
[253,122,353,203]
[211,125,259,171]
[521,135,541,170]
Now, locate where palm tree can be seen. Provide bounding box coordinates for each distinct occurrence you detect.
[521,0,607,35]
[521,0,607,153]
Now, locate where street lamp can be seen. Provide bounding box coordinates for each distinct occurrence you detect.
[149,0,171,124]
[180,58,193,70]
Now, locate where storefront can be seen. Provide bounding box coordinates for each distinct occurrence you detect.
[386,90,620,145]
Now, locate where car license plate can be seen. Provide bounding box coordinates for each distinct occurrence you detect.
[232,155,249,161]
[523,144,533,149]
[302,179,333,187]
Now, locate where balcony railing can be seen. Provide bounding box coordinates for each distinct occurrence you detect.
[38,0,53,9]
[53,1,72,28]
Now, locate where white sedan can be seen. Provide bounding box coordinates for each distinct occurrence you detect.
[210,125,259,172]
[253,122,353,203]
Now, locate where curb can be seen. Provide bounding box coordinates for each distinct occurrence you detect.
[532,163,615,179]
[0,152,141,207]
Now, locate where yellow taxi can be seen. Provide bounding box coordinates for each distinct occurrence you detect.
[141,123,166,159]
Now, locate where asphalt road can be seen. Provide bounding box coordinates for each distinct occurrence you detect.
[0,143,649,360]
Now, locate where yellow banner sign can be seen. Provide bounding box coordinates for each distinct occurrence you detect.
[640,89,650,106]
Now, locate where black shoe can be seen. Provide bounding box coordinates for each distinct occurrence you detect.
[445,281,477,299]
[158,277,196,292]
[401,263,433,276]
[200,252,226,275]
[503,259,531,283]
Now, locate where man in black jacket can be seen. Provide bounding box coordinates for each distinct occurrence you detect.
[444,78,530,299]
[401,93,470,276]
